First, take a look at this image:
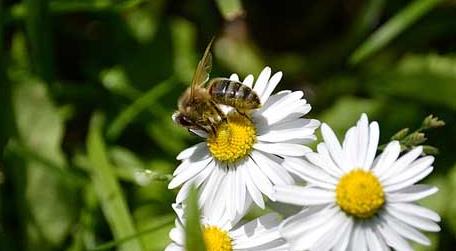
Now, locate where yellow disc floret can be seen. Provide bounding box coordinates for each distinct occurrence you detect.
[202,225,233,251]
[336,169,385,219]
[207,113,256,163]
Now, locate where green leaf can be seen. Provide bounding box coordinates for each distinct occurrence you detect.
[106,78,174,141]
[368,54,456,110]
[87,112,144,251]
[185,186,205,251]
[215,0,243,20]
[319,96,383,137]
[11,77,77,248]
[24,0,54,83]
[350,0,441,64]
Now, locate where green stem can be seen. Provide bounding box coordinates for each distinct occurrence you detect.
[87,113,145,251]
[350,0,441,64]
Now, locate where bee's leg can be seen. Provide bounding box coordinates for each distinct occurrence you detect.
[211,101,227,122]
[236,108,251,119]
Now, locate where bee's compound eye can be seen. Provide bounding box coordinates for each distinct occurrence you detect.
[176,114,194,127]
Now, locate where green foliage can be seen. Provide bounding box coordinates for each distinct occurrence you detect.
[87,113,145,251]
[185,186,206,251]
[0,0,455,250]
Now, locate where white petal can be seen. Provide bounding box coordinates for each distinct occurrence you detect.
[351,223,367,251]
[254,142,312,157]
[176,142,208,160]
[274,185,334,206]
[364,122,380,169]
[381,146,423,181]
[235,165,246,213]
[198,163,225,205]
[383,156,434,187]
[332,218,354,251]
[232,214,282,249]
[257,119,319,142]
[387,185,438,202]
[315,143,344,177]
[241,162,265,208]
[242,74,254,88]
[253,67,271,98]
[260,71,283,103]
[388,203,440,222]
[311,213,352,251]
[321,123,350,171]
[250,151,294,186]
[385,205,440,232]
[281,206,341,250]
[168,158,213,189]
[283,157,337,189]
[247,157,275,199]
[376,219,413,251]
[342,127,357,169]
[372,141,401,178]
[364,225,390,251]
[175,165,213,203]
[355,113,370,168]
[229,73,240,82]
[383,166,433,192]
[382,212,431,245]
[164,243,183,251]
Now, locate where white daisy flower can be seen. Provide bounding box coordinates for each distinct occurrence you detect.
[274,113,440,251]
[165,204,288,251]
[169,66,320,218]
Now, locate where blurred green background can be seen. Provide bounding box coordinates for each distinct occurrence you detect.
[0,0,455,250]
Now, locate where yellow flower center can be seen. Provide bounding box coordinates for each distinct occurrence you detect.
[202,225,233,251]
[335,169,385,219]
[207,113,256,163]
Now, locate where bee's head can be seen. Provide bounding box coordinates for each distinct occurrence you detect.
[172,111,195,127]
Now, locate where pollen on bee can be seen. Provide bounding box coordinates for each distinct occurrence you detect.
[207,113,256,163]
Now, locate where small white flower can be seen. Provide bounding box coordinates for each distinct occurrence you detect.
[169,67,319,218]
[274,113,440,251]
[165,204,288,251]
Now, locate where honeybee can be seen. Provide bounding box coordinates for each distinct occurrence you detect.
[173,39,261,134]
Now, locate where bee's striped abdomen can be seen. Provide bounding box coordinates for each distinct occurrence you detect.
[209,78,261,110]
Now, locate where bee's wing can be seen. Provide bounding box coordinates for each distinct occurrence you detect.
[190,38,214,100]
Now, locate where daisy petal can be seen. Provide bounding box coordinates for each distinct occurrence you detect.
[274,185,334,206]
[253,67,271,98]
[168,158,212,189]
[382,146,423,181]
[372,141,401,178]
[387,185,438,202]
[250,151,294,186]
[376,219,413,251]
[260,71,283,103]
[382,212,431,245]
[321,123,350,171]
[247,157,275,200]
[176,142,207,160]
[241,163,265,208]
[364,122,380,169]
[388,203,440,222]
[229,73,240,82]
[254,142,312,157]
[242,74,254,88]
[385,205,440,232]
[384,156,434,187]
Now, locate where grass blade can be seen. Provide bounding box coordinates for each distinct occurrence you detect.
[24,0,54,83]
[350,0,441,65]
[185,186,206,251]
[107,78,174,141]
[87,112,144,251]
[89,215,174,251]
